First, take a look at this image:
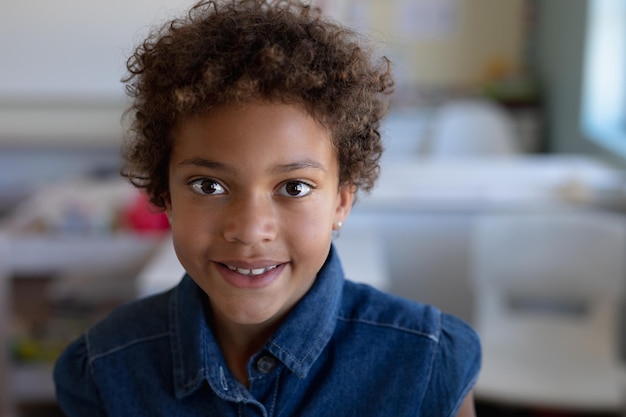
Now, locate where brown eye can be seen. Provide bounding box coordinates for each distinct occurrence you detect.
[279,181,312,197]
[190,179,226,195]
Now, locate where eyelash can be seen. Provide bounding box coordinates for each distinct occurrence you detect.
[187,178,315,198]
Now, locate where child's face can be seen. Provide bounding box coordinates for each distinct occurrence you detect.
[165,101,353,329]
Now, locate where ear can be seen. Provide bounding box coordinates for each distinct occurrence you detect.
[333,184,355,230]
[162,192,173,223]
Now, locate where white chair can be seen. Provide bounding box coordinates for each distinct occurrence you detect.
[424,99,520,158]
[471,211,626,413]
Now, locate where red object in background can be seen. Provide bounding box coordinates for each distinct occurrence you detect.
[123,192,170,233]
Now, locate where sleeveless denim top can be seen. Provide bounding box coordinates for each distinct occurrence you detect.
[54,245,481,416]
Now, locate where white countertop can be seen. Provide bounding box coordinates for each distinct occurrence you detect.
[359,155,625,212]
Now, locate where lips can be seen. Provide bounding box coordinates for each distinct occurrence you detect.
[217,261,286,289]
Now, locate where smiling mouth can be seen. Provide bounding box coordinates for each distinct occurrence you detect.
[224,264,279,276]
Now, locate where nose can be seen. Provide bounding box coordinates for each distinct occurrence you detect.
[221,193,278,245]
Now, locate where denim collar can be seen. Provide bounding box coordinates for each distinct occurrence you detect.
[170,245,344,399]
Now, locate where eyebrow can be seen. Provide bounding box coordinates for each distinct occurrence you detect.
[177,158,236,174]
[274,159,327,173]
[177,158,326,173]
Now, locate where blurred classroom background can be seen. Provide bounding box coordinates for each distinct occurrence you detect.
[2,0,626,416]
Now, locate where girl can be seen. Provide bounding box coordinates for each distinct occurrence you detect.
[54,1,480,415]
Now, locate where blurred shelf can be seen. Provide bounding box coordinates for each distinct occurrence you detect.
[1,233,161,274]
[10,364,55,403]
[0,233,165,414]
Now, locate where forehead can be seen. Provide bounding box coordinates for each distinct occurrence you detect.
[171,101,337,168]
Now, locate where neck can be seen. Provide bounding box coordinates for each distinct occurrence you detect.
[209,311,281,388]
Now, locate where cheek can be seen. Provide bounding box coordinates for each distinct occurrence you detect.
[285,209,333,248]
[170,216,214,273]
[170,206,215,246]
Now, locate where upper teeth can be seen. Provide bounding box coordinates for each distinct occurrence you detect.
[226,264,278,276]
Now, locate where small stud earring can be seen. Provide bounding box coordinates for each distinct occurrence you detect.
[332,221,343,239]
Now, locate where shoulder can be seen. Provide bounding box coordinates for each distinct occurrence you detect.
[341,281,482,415]
[340,279,480,355]
[339,280,481,378]
[336,281,481,414]
[53,289,177,415]
[84,289,173,359]
[421,312,481,416]
[339,280,444,341]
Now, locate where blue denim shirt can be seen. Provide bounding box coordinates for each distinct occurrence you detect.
[54,246,480,416]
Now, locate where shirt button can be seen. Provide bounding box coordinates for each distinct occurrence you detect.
[256,355,277,374]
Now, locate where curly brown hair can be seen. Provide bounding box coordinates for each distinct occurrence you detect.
[121,0,394,209]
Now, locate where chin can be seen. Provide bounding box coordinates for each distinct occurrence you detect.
[221,303,283,326]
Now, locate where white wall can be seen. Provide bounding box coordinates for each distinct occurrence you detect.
[0,0,197,146]
[0,0,527,146]
[1,0,197,99]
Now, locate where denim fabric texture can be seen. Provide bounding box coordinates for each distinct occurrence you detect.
[54,245,481,416]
